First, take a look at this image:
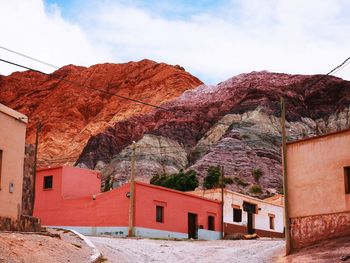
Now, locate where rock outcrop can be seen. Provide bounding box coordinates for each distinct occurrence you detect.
[76,71,350,197]
[0,60,202,165]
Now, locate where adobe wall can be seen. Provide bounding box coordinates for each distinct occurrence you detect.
[290,211,350,249]
[0,215,41,232]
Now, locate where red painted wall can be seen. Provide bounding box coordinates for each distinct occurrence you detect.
[134,182,222,233]
[34,167,222,234]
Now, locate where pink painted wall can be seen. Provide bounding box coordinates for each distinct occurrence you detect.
[134,182,222,233]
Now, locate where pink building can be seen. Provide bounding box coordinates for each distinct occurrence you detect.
[34,166,222,239]
[286,129,350,250]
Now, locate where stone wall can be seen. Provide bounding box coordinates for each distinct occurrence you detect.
[22,144,35,216]
[0,215,41,232]
[290,211,350,249]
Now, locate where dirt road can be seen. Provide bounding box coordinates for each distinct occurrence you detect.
[90,237,284,263]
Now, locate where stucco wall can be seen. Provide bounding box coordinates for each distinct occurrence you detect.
[287,132,350,218]
[134,183,222,235]
[286,130,350,249]
[0,105,27,220]
[191,189,284,236]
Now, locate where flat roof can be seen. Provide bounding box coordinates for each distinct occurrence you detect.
[135,181,222,205]
[37,165,101,174]
[286,128,350,146]
[0,103,28,124]
[190,188,283,208]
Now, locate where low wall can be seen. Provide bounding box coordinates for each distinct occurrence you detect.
[48,226,222,240]
[224,223,284,238]
[0,215,41,232]
[290,211,350,249]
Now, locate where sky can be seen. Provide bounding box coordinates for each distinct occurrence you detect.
[0,0,349,84]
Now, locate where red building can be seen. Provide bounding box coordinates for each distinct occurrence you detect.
[34,166,222,240]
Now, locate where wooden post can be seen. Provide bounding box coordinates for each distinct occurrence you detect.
[221,166,224,239]
[32,121,42,216]
[280,97,291,255]
[128,141,136,237]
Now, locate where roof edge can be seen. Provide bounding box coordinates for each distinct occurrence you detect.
[0,103,28,123]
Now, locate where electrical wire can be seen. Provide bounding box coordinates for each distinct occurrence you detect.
[0,46,60,69]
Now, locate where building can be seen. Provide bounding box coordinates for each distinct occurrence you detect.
[0,103,29,229]
[286,129,350,250]
[34,166,222,240]
[190,189,284,238]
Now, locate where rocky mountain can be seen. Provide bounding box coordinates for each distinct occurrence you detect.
[76,71,350,197]
[0,60,202,165]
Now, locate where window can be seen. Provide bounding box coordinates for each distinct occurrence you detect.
[345,167,350,194]
[0,150,2,190]
[208,216,215,231]
[269,214,275,230]
[43,176,53,189]
[233,208,242,222]
[156,206,164,223]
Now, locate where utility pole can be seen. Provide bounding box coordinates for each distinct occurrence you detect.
[128,141,136,237]
[220,166,224,239]
[32,121,42,216]
[280,97,291,255]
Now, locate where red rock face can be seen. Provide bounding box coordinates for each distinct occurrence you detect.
[0,60,202,165]
[76,71,350,196]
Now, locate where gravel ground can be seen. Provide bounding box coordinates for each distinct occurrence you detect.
[278,236,350,263]
[90,237,285,263]
[0,229,91,263]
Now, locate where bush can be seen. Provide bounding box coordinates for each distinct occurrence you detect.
[252,168,263,182]
[203,166,221,189]
[250,184,263,194]
[223,177,234,185]
[234,177,249,187]
[150,169,199,191]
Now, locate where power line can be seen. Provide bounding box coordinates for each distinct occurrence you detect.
[306,56,350,89]
[0,58,170,111]
[0,46,60,69]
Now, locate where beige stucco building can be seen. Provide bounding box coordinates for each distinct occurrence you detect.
[286,129,350,250]
[190,189,284,238]
[0,103,27,221]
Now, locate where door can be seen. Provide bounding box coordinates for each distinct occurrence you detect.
[188,213,198,239]
[247,212,254,234]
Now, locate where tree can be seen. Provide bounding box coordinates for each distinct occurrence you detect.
[150,169,199,191]
[203,166,221,189]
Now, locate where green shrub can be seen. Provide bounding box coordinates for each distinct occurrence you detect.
[223,177,234,185]
[150,169,199,191]
[252,168,263,182]
[250,184,263,194]
[234,177,249,187]
[204,166,221,189]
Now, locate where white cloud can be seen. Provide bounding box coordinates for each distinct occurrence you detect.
[1,0,349,84]
[0,0,112,75]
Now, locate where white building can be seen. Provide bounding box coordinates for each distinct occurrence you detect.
[191,189,284,238]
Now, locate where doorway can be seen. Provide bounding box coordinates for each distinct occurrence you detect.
[188,213,198,239]
[243,202,256,234]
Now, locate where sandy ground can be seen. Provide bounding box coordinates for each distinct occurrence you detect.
[0,229,91,263]
[90,236,285,263]
[278,236,350,263]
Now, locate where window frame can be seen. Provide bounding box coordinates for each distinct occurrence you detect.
[345,167,350,194]
[233,208,242,222]
[208,215,215,231]
[0,150,2,190]
[156,205,164,223]
[269,214,275,230]
[43,175,53,190]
